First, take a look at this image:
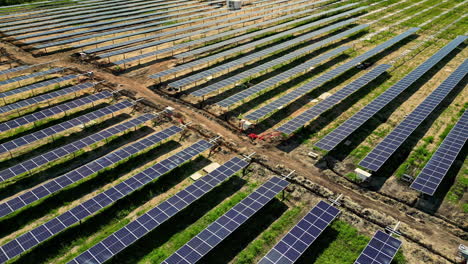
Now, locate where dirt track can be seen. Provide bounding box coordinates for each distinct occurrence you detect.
[1,40,465,263]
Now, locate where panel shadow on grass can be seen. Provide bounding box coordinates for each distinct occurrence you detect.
[0,139,180,238]
[108,175,247,264]
[295,224,338,264]
[14,155,211,264]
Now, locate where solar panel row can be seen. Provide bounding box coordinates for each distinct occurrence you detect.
[174,4,361,60]
[57,0,310,51]
[277,64,391,135]
[68,143,249,264]
[315,35,466,152]
[359,59,468,171]
[0,114,155,183]
[6,1,215,35]
[354,230,402,264]
[244,27,420,122]
[0,67,64,88]
[151,10,364,82]
[0,125,183,219]
[162,176,289,264]
[25,0,230,45]
[171,16,361,91]
[259,201,340,264]
[112,0,333,67]
[215,26,372,107]
[0,100,134,157]
[410,110,467,195]
[0,82,94,115]
[0,126,199,263]
[2,0,187,29]
[0,74,79,100]
[0,65,33,78]
[0,91,112,134]
[99,6,361,63]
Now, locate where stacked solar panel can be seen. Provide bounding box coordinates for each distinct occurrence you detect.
[0,100,134,156]
[244,28,420,122]
[0,125,183,219]
[162,176,289,264]
[0,114,155,183]
[359,59,468,171]
[315,35,466,152]
[0,82,94,115]
[0,74,79,101]
[0,67,63,88]
[69,145,253,264]
[0,91,112,134]
[411,110,467,195]
[259,201,340,264]
[0,128,213,263]
[277,64,391,135]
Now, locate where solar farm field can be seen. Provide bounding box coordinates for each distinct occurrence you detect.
[0,0,466,263]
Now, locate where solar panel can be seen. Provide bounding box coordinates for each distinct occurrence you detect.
[162,176,289,264]
[359,59,468,171]
[175,4,362,61]
[0,91,112,135]
[244,28,420,122]
[0,138,214,263]
[315,35,466,151]
[5,1,213,35]
[68,155,249,264]
[0,114,154,183]
[0,100,133,158]
[98,6,361,63]
[22,0,227,45]
[0,82,94,115]
[0,65,33,78]
[354,231,402,264]
[0,74,79,102]
[173,17,361,91]
[151,10,364,82]
[277,64,391,135]
[258,200,340,264]
[0,67,63,88]
[11,3,217,40]
[0,125,183,219]
[410,110,468,195]
[216,27,372,108]
[43,0,308,50]
[113,0,331,67]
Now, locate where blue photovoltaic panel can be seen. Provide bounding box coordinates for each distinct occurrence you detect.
[0,125,182,219]
[0,114,154,183]
[113,0,332,67]
[0,100,133,157]
[0,74,79,100]
[354,231,402,264]
[151,13,362,82]
[0,82,94,115]
[277,64,391,135]
[68,155,249,264]
[0,91,112,134]
[192,24,363,98]
[0,67,63,87]
[170,9,365,90]
[410,110,468,195]
[244,28,420,122]
[315,35,467,151]
[162,176,289,264]
[359,59,468,171]
[258,201,340,264]
[0,65,33,77]
[11,3,216,40]
[0,138,214,263]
